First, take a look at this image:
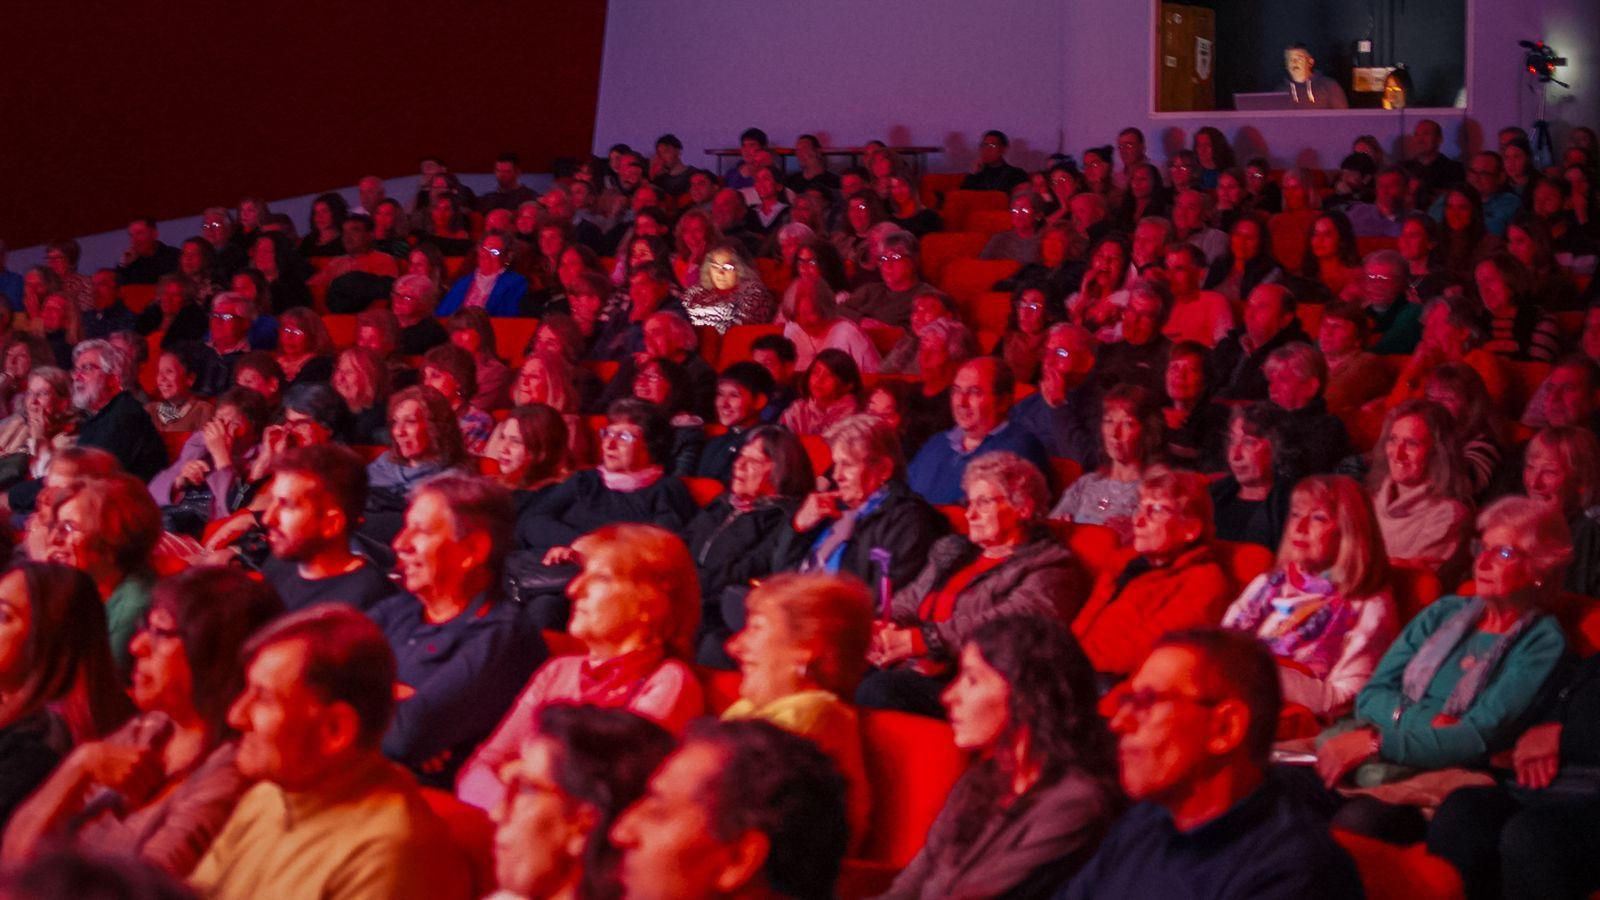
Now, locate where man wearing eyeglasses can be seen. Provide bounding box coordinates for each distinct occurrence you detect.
[1010,323,1099,464]
[195,292,257,397]
[961,130,1029,193]
[1055,629,1363,899]
[907,358,1049,505]
[1428,151,1520,237]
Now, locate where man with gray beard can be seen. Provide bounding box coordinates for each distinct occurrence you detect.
[71,338,166,479]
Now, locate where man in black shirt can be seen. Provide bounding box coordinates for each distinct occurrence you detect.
[114,217,180,285]
[785,133,841,197]
[1211,285,1309,402]
[961,129,1029,193]
[1057,629,1363,899]
[260,444,393,612]
[1407,119,1466,204]
[477,153,538,214]
[696,362,774,484]
[71,338,167,480]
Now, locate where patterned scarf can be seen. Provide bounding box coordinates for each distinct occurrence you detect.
[1399,597,1538,719]
[1223,568,1355,666]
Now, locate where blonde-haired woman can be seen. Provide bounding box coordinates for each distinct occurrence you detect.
[455,523,705,810]
[682,243,776,332]
[1224,475,1399,719]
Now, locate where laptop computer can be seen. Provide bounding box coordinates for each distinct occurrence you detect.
[1233,91,1298,111]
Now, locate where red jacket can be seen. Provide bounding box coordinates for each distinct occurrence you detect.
[1072,543,1235,676]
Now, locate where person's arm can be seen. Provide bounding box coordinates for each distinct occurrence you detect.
[131,745,253,877]
[454,663,558,810]
[1,746,100,863]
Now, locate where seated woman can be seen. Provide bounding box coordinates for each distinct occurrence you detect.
[859,451,1086,718]
[689,426,813,667]
[681,243,776,333]
[629,356,707,476]
[994,283,1057,385]
[483,403,571,504]
[1209,404,1293,549]
[780,278,881,376]
[297,192,347,260]
[595,312,717,420]
[1299,211,1363,298]
[370,474,544,788]
[882,613,1122,899]
[1521,425,1600,600]
[444,307,513,411]
[1065,235,1133,342]
[420,344,494,457]
[43,474,163,677]
[2,567,282,875]
[1475,252,1561,363]
[1224,475,1398,720]
[272,307,334,387]
[1437,186,1502,281]
[330,346,392,446]
[147,387,271,531]
[779,348,864,438]
[980,188,1045,264]
[830,191,889,279]
[772,414,947,593]
[1424,362,1506,499]
[1506,215,1582,311]
[0,333,53,418]
[885,173,943,237]
[508,349,593,466]
[145,346,214,433]
[1387,294,1511,411]
[488,705,673,900]
[1368,399,1473,580]
[456,523,706,810]
[1203,215,1284,304]
[995,222,1086,303]
[363,385,468,544]
[0,367,77,489]
[722,573,873,848]
[1050,384,1164,541]
[1315,497,1570,845]
[670,208,720,288]
[1162,341,1229,473]
[1072,469,1234,678]
[0,562,131,828]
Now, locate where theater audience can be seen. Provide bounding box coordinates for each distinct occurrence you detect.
[1204,216,1284,304]
[443,308,512,411]
[1388,294,1511,409]
[1010,322,1098,463]
[885,613,1122,899]
[861,451,1085,717]
[189,604,473,899]
[1061,629,1363,898]
[1161,341,1229,473]
[780,277,882,375]
[1424,362,1507,498]
[1072,470,1234,678]
[457,523,705,809]
[1050,384,1164,539]
[1263,342,1350,479]
[839,231,933,330]
[421,344,493,456]
[148,388,270,528]
[1161,243,1234,347]
[0,368,77,486]
[1475,252,1560,363]
[2,567,282,875]
[483,403,572,497]
[1315,497,1568,844]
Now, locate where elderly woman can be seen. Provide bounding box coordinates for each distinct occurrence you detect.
[1262,342,1349,479]
[0,562,132,828]
[1369,399,1473,579]
[1224,475,1399,720]
[438,232,530,317]
[0,367,76,486]
[779,348,864,438]
[2,567,282,875]
[489,705,673,900]
[457,523,706,810]
[145,347,214,433]
[1051,384,1164,541]
[330,346,391,446]
[369,474,544,788]
[421,344,494,456]
[1315,497,1570,844]
[1072,469,1235,678]
[0,333,52,418]
[773,414,946,592]
[43,474,163,677]
[389,272,448,357]
[883,613,1122,899]
[722,573,873,846]
[780,278,881,375]
[1521,425,1600,600]
[859,451,1086,718]
[483,403,571,500]
[689,426,814,666]
[444,307,513,411]
[681,243,776,333]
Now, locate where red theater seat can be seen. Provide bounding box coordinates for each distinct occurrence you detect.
[419,788,496,899]
[718,324,783,369]
[920,231,990,282]
[938,258,1021,305]
[939,190,1009,231]
[857,709,968,867]
[1332,830,1463,900]
[682,476,726,507]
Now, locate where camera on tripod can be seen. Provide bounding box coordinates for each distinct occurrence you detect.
[1519,40,1569,87]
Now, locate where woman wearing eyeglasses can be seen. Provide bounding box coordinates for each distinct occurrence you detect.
[1314,497,1569,845]
[437,232,530,318]
[2,567,282,876]
[273,307,334,387]
[681,243,775,333]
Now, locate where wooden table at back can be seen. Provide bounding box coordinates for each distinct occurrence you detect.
[705,145,943,178]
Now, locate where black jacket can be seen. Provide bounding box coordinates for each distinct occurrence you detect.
[79,390,167,480]
[771,479,948,592]
[688,496,798,666]
[515,469,697,554]
[1268,397,1351,481]
[1209,319,1310,402]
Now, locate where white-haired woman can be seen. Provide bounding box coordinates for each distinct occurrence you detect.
[682,243,776,333]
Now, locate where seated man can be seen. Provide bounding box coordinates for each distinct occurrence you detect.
[477,152,538,213]
[1010,323,1099,463]
[196,291,261,397]
[260,444,394,611]
[310,214,400,294]
[1210,285,1309,402]
[1346,166,1411,238]
[610,719,849,900]
[1089,280,1173,396]
[390,274,450,356]
[1057,629,1363,898]
[1354,249,1423,355]
[908,357,1049,505]
[190,604,473,899]
[1262,342,1350,479]
[71,339,166,480]
[696,362,775,484]
[838,231,933,330]
[1279,43,1348,109]
[1171,190,1230,264]
[962,130,1030,193]
[114,217,181,285]
[751,334,800,423]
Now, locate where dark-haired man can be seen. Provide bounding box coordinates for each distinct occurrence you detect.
[962,129,1029,193]
[696,362,775,483]
[115,218,180,285]
[478,153,537,213]
[261,444,393,612]
[908,358,1048,505]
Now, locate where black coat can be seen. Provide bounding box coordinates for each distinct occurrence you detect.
[688,496,798,665]
[771,479,948,592]
[79,390,167,480]
[515,469,697,554]
[1209,320,1310,402]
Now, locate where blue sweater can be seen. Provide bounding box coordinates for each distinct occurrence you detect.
[907,422,1050,505]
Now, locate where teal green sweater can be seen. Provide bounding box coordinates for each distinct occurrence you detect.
[1354,594,1565,770]
[105,573,154,679]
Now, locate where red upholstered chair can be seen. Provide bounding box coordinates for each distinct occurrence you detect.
[1048,521,1134,582]
[864,325,905,358]
[936,504,969,534]
[418,787,497,899]
[799,434,833,474]
[119,284,157,313]
[323,314,358,348]
[938,259,1022,306]
[962,290,1015,334]
[1332,830,1464,900]
[964,208,1013,236]
[541,629,585,657]
[857,709,969,867]
[919,173,967,211]
[919,231,990,283]
[939,190,1009,232]
[1213,540,1275,588]
[1504,360,1552,414]
[694,665,743,715]
[696,326,722,365]
[682,476,726,507]
[494,318,540,362]
[717,324,783,369]
[1388,563,1444,625]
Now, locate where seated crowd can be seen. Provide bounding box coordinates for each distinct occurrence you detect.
[0,119,1597,899]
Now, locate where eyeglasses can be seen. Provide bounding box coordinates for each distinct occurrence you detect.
[483,246,503,257]
[282,327,305,337]
[1476,543,1525,563]
[1018,301,1044,313]
[878,253,907,264]
[797,255,819,266]
[48,518,83,540]
[1117,142,1140,150]
[1137,501,1180,520]
[598,427,640,444]
[980,141,1003,149]
[711,263,737,272]
[201,222,224,231]
[211,312,241,322]
[1010,207,1033,215]
[1049,347,1073,359]
[136,615,182,642]
[1114,687,1222,717]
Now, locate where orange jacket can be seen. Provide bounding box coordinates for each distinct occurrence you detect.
[1072,543,1236,676]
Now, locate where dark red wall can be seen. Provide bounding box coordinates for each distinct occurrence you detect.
[0,1,608,247]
